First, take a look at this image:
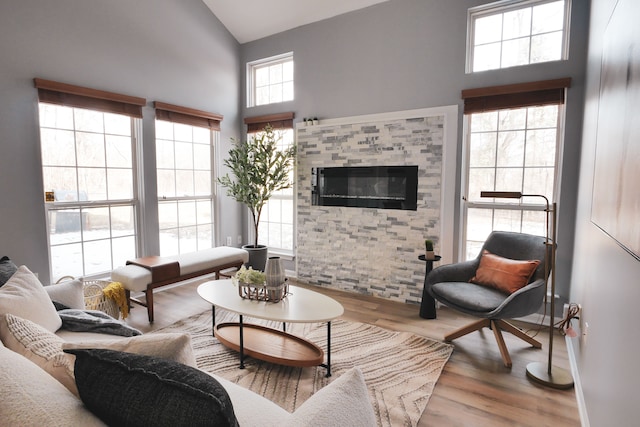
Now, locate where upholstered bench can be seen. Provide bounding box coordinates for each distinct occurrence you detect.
[111,246,248,322]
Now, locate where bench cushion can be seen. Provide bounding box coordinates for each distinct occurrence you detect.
[112,247,249,292]
[167,247,249,276]
[111,265,152,292]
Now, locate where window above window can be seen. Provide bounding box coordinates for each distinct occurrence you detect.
[467,0,570,73]
[247,52,294,107]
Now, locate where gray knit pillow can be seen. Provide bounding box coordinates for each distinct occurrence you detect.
[66,348,239,427]
[0,256,17,287]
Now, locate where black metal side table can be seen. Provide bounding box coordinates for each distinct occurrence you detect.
[418,254,441,319]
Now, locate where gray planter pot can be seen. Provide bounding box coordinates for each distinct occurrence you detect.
[242,244,268,271]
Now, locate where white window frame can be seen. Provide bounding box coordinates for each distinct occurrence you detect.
[247,52,294,108]
[155,120,218,256]
[466,0,571,73]
[38,103,142,282]
[246,127,296,258]
[460,104,565,260]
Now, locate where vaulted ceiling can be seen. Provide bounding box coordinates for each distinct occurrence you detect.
[202,0,390,44]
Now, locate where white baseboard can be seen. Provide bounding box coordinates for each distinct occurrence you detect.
[566,336,590,427]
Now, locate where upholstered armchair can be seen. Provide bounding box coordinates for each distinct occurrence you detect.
[425,231,549,368]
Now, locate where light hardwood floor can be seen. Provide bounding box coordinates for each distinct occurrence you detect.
[126,277,581,427]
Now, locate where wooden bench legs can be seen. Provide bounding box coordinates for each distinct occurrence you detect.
[125,263,242,323]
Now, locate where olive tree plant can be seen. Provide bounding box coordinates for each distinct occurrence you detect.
[218,125,296,248]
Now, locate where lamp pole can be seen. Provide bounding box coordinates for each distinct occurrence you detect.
[480,191,573,389]
[525,198,573,389]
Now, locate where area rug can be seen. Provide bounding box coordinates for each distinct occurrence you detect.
[154,309,453,427]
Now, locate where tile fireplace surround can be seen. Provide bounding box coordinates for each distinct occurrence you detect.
[296,107,457,304]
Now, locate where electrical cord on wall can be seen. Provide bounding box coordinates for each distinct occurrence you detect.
[555,303,581,337]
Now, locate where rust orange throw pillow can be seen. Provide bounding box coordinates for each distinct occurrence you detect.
[470,250,540,294]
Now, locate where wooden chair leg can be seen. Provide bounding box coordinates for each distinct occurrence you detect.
[496,319,542,348]
[490,320,513,368]
[444,318,491,342]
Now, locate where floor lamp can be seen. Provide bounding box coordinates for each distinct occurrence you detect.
[480,191,574,389]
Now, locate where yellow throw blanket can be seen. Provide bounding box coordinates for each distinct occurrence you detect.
[103,281,129,319]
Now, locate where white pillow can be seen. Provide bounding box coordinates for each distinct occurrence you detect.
[0,313,78,395]
[62,333,198,368]
[0,343,105,426]
[216,367,377,427]
[0,313,198,397]
[45,278,85,310]
[0,265,61,332]
[285,367,376,427]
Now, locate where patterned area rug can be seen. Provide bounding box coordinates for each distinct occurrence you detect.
[154,309,453,427]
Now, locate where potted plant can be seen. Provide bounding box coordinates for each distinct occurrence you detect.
[425,239,436,260]
[218,125,296,271]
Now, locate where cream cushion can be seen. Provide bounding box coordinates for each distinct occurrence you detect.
[44,278,85,310]
[0,313,78,395]
[110,264,152,292]
[0,313,198,397]
[167,246,249,275]
[62,332,198,368]
[213,367,376,427]
[0,265,62,332]
[284,367,376,427]
[0,343,105,426]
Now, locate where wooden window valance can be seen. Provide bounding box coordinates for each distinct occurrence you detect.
[34,78,146,118]
[154,102,222,131]
[244,112,295,133]
[461,78,572,114]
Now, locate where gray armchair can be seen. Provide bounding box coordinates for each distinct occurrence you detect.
[425,231,549,368]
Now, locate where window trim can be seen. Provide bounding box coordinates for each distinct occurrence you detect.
[246,52,294,108]
[466,0,572,74]
[461,78,571,114]
[34,78,146,118]
[154,101,223,130]
[244,112,295,132]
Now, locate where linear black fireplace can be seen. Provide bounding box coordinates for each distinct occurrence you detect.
[311,165,418,210]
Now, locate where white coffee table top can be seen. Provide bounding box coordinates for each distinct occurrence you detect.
[197,280,344,323]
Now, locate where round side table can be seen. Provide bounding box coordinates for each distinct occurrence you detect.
[418,254,441,319]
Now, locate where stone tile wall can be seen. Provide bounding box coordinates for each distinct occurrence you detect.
[296,114,444,304]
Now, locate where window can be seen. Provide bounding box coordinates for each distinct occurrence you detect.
[154,102,221,256]
[461,79,569,260]
[35,79,145,281]
[244,113,295,255]
[467,0,569,73]
[247,52,294,107]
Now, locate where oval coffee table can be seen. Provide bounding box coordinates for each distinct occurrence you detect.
[197,280,344,377]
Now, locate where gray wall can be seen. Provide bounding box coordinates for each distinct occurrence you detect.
[241,0,590,307]
[0,0,242,285]
[571,0,640,424]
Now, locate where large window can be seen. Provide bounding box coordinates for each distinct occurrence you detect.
[461,79,569,260]
[245,113,295,255]
[247,52,294,107]
[155,102,221,256]
[36,78,145,282]
[467,0,569,73]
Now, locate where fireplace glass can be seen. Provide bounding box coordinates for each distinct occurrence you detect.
[311,165,418,210]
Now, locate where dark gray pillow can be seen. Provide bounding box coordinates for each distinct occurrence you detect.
[0,256,18,287]
[65,348,239,427]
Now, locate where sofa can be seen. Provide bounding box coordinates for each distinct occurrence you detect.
[0,259,377,426]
